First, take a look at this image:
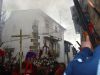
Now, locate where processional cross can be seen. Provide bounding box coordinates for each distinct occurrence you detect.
[11,29,30,74]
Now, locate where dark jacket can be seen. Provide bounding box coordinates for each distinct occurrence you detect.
[64,47,93,75]
[71,45,100,75]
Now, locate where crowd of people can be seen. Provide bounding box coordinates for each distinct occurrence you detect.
[11,57,65,75]
[1,35,100,75]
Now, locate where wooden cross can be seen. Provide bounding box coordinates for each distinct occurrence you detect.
[11,29,30,74]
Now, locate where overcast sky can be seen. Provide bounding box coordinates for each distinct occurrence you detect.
[2,0,80,47]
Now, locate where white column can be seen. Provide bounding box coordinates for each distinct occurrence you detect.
[57,34,64,63]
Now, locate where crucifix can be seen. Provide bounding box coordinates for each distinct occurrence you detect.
[11,29,30,74]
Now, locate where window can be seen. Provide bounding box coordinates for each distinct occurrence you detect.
[38,36,40,39]
[32,33,38,38]
[30,39,38,42]
[55,26,57,32]
[30,46,37,49]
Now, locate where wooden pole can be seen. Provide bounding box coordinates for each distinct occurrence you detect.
[19,29,22,75]
[11,29,30,75]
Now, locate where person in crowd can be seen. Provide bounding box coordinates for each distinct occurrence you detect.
[64,35,100,75]
[55,63,65,75]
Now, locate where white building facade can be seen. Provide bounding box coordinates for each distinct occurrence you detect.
[2,9,65,62]
[0,0,3,43]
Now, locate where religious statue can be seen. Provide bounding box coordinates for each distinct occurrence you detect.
[41,42,49,58]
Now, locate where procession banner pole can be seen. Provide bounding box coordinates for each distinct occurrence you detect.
[19,29,22,75]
